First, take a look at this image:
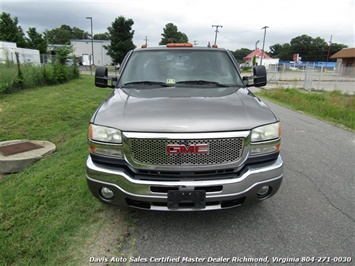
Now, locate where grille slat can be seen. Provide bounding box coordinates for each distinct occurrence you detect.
[129,138,244,166]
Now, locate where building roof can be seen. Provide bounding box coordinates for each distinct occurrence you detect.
[70,39,110,44]
[243,49,271,60]
[330,48,355,59]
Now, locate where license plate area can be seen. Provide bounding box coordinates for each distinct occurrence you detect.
[168,190,206,209]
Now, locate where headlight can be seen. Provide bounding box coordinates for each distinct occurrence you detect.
[251,122,280,142]
[89,124,122,143]
[250,122,281,156]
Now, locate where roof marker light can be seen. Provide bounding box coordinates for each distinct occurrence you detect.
[166,43,193,47]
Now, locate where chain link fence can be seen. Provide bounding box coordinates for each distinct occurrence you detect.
[266,64,355,95]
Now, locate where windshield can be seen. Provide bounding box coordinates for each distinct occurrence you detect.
[119,49,243,87]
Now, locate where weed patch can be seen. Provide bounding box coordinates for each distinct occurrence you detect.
[0,57,80,94]
[256,88,355,130]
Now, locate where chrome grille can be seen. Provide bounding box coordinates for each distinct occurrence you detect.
[129,138,244,166]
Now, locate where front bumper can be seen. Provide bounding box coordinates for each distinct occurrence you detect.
[86,155,283,211]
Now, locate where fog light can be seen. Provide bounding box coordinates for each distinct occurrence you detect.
[100,187,114,199]
[257,186,271,199]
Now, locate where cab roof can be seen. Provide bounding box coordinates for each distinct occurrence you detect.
[136,43,224,51]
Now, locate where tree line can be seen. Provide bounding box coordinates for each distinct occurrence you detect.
[0,12,348,64]
[234,35,347,62]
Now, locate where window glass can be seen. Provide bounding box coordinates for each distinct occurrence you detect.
[119,50,243,86]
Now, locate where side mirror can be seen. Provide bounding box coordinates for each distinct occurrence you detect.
[95,67,116,88]
[95,67,108,88]
[253,65,267,87]
[242,65,267,87]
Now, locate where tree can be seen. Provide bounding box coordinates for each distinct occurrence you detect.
[54,45,74,65]
[269,43,292,60]
[94,32,109,40]
[289,35,343,61]
[26,27,47,54]
[230,48,252,62]
[44,25,89,44]
[72,27,88,39]
[269,43,283,57]
[252,55,257,66]
[268,35,347,61]
[44,27,71,45]
[105,16,135,64]
[0,12,27,47]
[159,23,188,44]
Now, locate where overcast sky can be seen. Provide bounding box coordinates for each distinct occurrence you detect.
[1,0,354,51]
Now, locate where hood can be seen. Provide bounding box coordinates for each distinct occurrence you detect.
[92,87,278,133]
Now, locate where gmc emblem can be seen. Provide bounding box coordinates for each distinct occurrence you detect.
[166,144,209,155]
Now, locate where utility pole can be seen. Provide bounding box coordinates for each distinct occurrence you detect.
[255,40,260,51]
[144,36,148,46]
[86,17,94,74]
[326,35,333,68]
[260,26,269,65]
[212,25,223,45]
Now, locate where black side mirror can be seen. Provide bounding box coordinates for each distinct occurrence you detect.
[242,65,267,87]
[253,65,267,87]
[95,67,116,88]
[95,67,108,88]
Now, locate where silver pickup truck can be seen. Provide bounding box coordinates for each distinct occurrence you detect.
[86,43,283,211]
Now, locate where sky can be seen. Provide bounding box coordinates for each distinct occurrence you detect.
[1,0,354,51]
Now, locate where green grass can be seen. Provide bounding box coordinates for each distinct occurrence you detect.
[0,76,126,265]
[255,88,355,130]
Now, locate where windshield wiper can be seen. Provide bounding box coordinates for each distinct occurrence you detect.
[123,81,170,87]
[176,80,229,87]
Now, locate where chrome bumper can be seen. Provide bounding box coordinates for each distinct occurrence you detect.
[86,155,283,211]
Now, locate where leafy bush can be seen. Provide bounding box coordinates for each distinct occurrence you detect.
[0,46,80,94]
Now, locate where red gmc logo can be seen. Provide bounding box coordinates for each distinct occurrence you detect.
[166,144,209,155]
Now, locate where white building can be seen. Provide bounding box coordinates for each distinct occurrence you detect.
[70,39,112,66]
[0,41,40,65]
